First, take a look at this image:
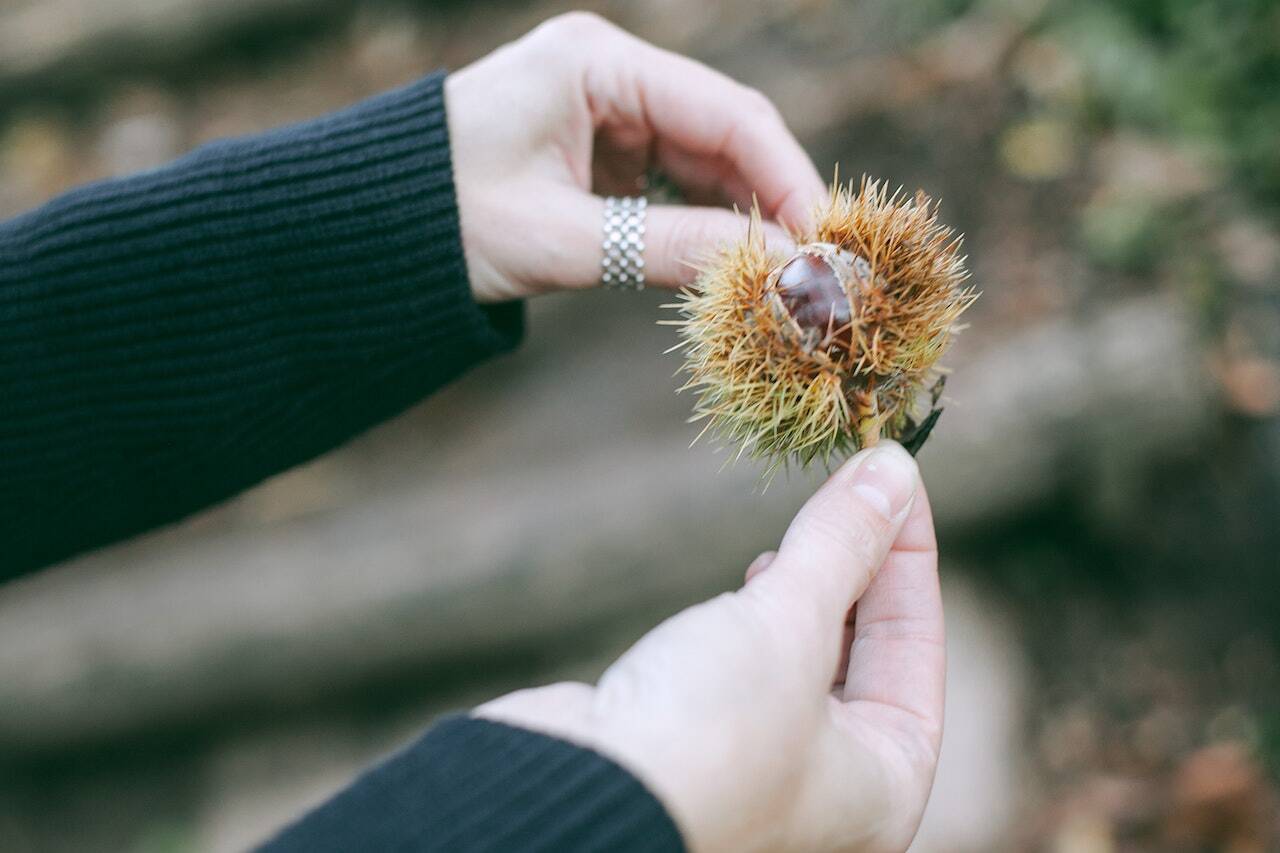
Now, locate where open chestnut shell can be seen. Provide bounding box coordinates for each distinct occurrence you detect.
[672,177,974,472]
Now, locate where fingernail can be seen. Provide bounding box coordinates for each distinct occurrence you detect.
[849,443,917,520]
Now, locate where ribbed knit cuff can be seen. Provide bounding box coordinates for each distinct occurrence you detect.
[259,715,686,852]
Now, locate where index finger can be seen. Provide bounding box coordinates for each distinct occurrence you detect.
[602,35,827,229]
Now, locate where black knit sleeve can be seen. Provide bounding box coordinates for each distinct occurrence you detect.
[0,72,522,579]
[259,716,686,853]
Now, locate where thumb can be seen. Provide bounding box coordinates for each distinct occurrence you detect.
[750,443,920,635]
[644,203,794,288]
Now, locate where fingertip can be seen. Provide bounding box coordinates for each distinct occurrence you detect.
[775,179,827,234]
[832,441,919,524]
[757,444,918,634]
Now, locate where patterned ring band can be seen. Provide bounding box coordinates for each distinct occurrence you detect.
[601,196,647,290]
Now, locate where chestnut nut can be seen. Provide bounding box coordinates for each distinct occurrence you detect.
[771,243,868,353]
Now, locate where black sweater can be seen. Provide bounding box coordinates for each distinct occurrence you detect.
[0,73,684,852]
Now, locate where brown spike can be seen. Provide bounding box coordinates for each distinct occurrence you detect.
[668,174,977,472]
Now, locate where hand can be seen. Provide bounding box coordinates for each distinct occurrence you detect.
[477,442,945,852]
[444,12,827,302]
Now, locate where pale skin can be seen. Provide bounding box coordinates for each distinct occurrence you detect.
[447,13,945,853]
[446,11,823,302]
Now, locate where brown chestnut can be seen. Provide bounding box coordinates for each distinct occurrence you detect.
[771,244,860,352]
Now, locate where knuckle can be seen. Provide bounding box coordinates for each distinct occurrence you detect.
[740,85,780,119]
[694,210,733,249]
[659,210,735,269]
[654,209,695,265]
[745,578,827,662]
[522,12,616,75]
[798,498,886,566]
[655,208,747,279]
[543,10,615,39]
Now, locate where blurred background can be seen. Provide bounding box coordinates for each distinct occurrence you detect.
[1,0,1278,850]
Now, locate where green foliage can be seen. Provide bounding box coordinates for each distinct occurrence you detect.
[1080,193,1168,271]
[1041,0,1280,211]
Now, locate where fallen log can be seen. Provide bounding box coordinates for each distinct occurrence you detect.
[0,295,1212,748]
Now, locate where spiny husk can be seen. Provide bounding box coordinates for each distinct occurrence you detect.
[668,176,976,474]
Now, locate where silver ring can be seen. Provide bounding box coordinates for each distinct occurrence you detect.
[601,196,647,290]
